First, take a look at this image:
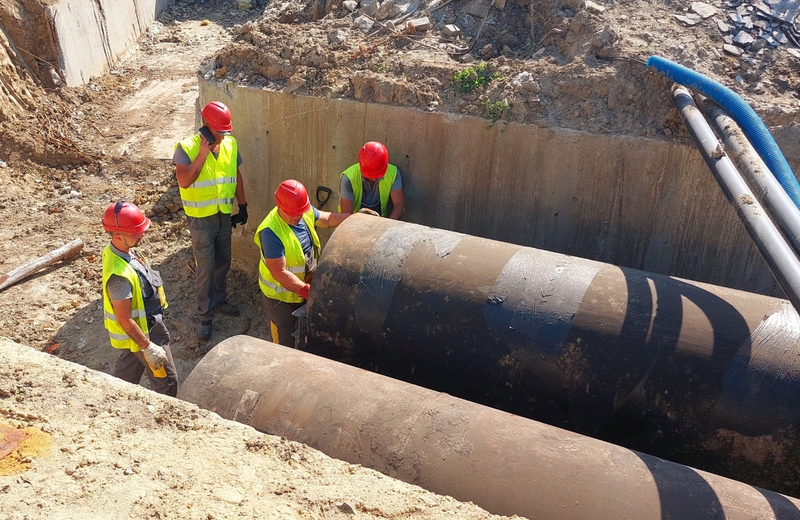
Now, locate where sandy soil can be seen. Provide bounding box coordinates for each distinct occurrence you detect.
[0,338,516,519]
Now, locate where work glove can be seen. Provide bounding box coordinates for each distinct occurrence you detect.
[358,208,380,217]
[231,203,248,228]
[142,342,168,371]
[298,283,310,300]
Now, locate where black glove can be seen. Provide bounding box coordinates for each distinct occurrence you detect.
[231,203,248,228]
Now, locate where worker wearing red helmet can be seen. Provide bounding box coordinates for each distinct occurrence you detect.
[101,201,178,396]
[339,141,405,219]
[254,180,353,347]
[172,100,248,342]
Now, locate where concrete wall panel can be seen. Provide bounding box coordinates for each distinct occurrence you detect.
[47,0,172,86]
[198,80,787,296]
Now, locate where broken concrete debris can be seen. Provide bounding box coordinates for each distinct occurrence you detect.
[465,0,491,19]
[673,0,800,59]
[354,14,375,32]
[407,17,431,32]
[691,2,717,19]
[442,24,461,37]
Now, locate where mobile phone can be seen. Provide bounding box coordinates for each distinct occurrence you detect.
[199,126,216,145]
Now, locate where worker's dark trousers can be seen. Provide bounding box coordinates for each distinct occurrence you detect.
[265,298,304,348]
[112,315,178,396]
[188,212,232,321]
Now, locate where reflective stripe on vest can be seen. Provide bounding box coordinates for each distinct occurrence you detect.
[253,207,320,303]
[101,245,149,352]
[176,134,238,218]
[339,163,397,217]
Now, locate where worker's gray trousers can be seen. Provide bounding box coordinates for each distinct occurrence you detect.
[112,315,178,396]
[265,298,304,348]
[188,212,232,320]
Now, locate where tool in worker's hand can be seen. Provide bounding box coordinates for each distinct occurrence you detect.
[291,304,308,350]
[316,186,332,209]
[143,342,168,374]
[198,126,216,145]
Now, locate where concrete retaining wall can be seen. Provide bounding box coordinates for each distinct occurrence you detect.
[199,79,800,297]
[46,0,172,86]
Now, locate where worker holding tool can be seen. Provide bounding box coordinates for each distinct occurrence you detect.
[173,100,248,342]
[101,201,178,396]
[255,179,357,347]
[339,141,405,219]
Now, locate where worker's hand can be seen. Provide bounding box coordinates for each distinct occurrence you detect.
[198,135,212,158]
[298,283,310,300]
[231,203,248,228]
[142,342,168,371]
[358,208,380,217]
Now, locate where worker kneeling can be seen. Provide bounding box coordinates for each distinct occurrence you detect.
[101,201,179,396]
[255,180,355,347]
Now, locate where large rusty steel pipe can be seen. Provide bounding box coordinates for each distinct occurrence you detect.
[179,336,800,520]
[307,214,800,496]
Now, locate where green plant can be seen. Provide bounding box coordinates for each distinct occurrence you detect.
[484,99,510,121]
[377,62,387,73]
[453,62,496,93]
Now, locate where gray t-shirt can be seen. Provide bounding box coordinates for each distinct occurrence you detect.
[172,143,243,168]
[340,167,402,214]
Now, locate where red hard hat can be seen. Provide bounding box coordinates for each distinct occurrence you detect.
[359,141,389,179]
[102,201,151,234]
[201,101,233,134]
[275,180,311,216]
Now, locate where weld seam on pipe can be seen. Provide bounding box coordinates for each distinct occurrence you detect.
[647,55,800,209]
[671,85,800,312]
[699,98,800,258]
[355,226,418,341]
[720,302,800,432]
[355,226,465,340]
[484,249,600,356]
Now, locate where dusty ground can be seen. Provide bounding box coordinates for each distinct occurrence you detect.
[0,338,516,519]
[0,0,798,514]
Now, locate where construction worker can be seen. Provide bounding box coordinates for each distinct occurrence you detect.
[101,201,178,396]
[255,180,355,347]
[173,100,248,342]
[339,141,405,219]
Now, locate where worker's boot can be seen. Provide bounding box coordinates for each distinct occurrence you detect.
[216,301,240,317]
[199,319,213,342]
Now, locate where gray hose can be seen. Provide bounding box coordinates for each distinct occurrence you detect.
[672,85,800,312]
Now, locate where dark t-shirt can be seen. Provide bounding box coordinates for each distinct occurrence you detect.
[259,207,321,259]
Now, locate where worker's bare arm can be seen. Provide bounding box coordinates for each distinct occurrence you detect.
[175,139,212,189]
[235,168,247,204]
[316,210,352,229]
[388,189,405,220]
[265,256,307,294]
[110,298,150,349]
[339,198,354,215]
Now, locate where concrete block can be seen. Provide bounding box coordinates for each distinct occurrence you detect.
[442,24,461,37]
[406,17,431,32]
[354,14,375,32]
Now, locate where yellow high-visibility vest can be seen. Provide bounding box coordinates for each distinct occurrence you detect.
[339,163,397,217]
[254,207,319,303]
[101,245,168,352]
[176,134,238,217]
